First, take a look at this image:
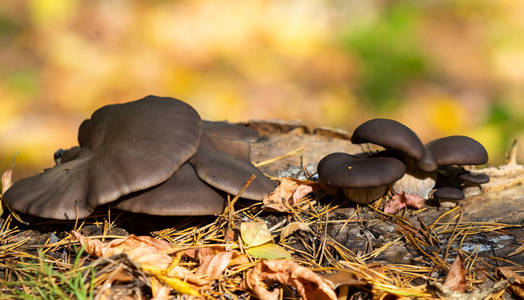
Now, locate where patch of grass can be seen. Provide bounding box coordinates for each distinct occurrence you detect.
[1,248,95,300]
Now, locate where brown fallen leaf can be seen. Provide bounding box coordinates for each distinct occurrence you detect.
[280,222,313,241]
[193,246,249,279]
[384,192,424,214]
[443,254,466,293]
[322,270,366,289]
[497,267,524,298]
[73,231,173,269]
[263,178,315,212]
[242,259,337,300]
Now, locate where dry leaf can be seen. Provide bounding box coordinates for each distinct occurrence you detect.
[263,178,315,212]
[498,267,524,298]
[443,254,466,293]
[243,259,337,300]
[143,265,201,297]
[151,277,171,300]
[384,192,424,214]
[1,168,13,195]
[240,221,273,248]
[322,270,366,289]
[246,243,291,259]
[73,231,173,269]
[195,247,249,279]
[280,222,312,240]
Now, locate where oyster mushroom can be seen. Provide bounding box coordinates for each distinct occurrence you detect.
[5,96,201,219]
[351,119,437,204]
[317,152,405,204]
[5,96,274,219]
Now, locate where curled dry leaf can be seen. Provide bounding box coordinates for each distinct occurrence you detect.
[263,178,315,212]
[192,246,250,279]
[497,267,524,298]
[1,168,13,195]
[443,254,466,293]
[280,222,312,241]
[73,231,173,269]
[384,192,424,214]
[322,270,366,289]
[243,259,337,300]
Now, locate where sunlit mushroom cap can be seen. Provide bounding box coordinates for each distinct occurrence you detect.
[351,119,426,160]
[5,96,201,219]
[425,136,488,166]
[317,152,406,188]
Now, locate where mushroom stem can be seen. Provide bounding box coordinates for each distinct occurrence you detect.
[342,186,387,204]
[391,159,437,199]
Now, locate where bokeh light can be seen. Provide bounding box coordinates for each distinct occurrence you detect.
[1,0,523,178]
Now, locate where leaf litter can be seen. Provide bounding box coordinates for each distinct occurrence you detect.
[1,158,524,298]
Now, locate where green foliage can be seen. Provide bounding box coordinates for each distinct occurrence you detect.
[1,248,95,300]
[341,3,429,111]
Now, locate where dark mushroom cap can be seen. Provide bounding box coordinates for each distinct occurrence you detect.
[317,152,406,188]
[425,136,488,166]
[351,119,426,161]
[202,121,260,142]
[114,163,224,216]
[433,187,465,201]
[458,172,490,185]
[5,96,201,219]
[189,134,276,200]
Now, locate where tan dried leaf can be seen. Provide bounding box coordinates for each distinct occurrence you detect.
[243,259,337,300]
[280,222,312,241]
[1,168,13,195]
[182,245,252,281]
[263,178,315,212]
[73,231,173,269]
[322,271,365,289]
[443,254,466,293]
[498,267,524,298]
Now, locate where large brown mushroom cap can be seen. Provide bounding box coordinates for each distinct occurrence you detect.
[203,121,260,142]
[425,135,488,166]
[5,96,202,219]
[189,134,276,200]
[114,163,224,216]
[202,121,259,161]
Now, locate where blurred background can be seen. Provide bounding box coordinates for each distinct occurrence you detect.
[1,0,524,178]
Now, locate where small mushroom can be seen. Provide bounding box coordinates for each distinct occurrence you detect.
[317,152,406,204]
[5,96,202,219]
[189,134,276,201]
[351,119,437,203]
[114,163,224,216]
[425,135,488,166]
[458,171,489,197]
[433,187,465,207]
[351,118,436,171]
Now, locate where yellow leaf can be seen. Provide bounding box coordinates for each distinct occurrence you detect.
[141,264,201,297]
[246,243,291,260]
[240,221,273,248]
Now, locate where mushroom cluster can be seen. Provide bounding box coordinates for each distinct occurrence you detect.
[4,96,275,220]
[317,119,489,208]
